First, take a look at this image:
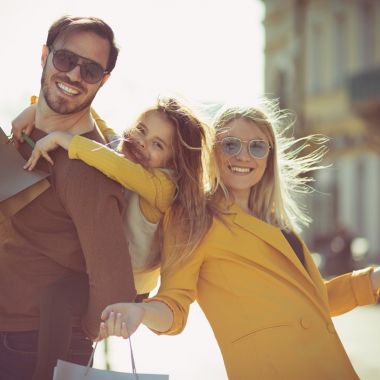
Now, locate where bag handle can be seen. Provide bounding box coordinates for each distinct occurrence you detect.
[85,336,138,378]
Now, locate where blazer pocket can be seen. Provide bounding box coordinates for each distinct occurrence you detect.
[232,322,292,344]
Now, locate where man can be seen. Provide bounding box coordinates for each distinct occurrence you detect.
[0,15,136,379]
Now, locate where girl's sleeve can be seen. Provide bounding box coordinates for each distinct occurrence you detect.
[325,267,379,316]
[144,212,206,335]
[68,135,175,222]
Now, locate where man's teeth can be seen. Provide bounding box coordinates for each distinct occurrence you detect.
[230,166,251,173]
[57,82,79,95]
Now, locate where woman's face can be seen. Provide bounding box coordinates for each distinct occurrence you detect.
[216,118,270,201]
[128,111,174,168]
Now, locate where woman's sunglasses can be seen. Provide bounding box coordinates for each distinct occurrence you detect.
[220,137,271,159]
[50,46,108,84]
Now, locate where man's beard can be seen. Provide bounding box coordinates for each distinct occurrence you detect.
[40,67,97,115]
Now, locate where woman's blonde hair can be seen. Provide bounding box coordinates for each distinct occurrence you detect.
[208,99,328,232]
[119,97,213,272]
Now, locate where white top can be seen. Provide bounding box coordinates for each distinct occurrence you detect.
[123,189,161,294]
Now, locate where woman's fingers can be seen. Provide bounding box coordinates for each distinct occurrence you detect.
[121,321,130,339]
[98,322,108,341]
[105,311,116,336]
[113,313,123,336]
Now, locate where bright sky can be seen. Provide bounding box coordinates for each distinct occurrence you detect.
[0,1,264,378]
[0,0,264,135]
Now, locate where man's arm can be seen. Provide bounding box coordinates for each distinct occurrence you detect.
[60,158,136,339]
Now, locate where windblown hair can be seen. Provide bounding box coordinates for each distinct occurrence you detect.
[46,15,119,72]
[208,99,328,232]
[119,97,213,272]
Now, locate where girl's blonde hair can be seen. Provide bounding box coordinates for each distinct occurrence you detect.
[208,99,328,232]
[119,97,213,272]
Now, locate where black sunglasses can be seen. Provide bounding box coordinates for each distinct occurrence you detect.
[221,136,271,159]
[49,46,108,84]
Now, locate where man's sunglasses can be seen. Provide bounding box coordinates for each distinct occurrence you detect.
[220,137,271,159]
[50,46,108,84]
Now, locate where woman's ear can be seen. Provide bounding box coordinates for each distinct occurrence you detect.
[41,45,49,68]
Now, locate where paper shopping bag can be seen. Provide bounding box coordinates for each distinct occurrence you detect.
[53,339,169,380]
[53,360,169,379]
[0,127,50,223]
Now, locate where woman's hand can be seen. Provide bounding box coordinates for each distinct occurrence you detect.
[11,104,37,143]
[370,266,380,291]
[23,131,73,171]
[99,303,145,340]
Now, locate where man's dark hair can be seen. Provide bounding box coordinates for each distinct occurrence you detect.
[46,15,119,73]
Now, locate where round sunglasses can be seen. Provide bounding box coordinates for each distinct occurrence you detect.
[220,136,271,159]
[50,46,108,84]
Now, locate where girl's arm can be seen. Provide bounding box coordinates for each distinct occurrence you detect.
[68,136,176,221]
[90,108,119,147]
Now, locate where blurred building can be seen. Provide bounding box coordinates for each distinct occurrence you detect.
[261,0,380,271]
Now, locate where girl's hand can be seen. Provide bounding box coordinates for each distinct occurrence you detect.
[11,104,37,142]
[23,131,73,171]
[23,133,58,170]
[98,303,145,340]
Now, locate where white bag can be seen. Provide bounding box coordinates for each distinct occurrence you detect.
[53,339,169,380]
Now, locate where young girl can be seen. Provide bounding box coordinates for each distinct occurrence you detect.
[99,101,380,380]
[12,96,211,380]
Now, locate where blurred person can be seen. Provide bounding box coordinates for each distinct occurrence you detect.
[100,101,380,380]
[0,15,137,380]
[12,96,210,380]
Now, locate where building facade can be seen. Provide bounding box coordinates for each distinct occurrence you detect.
[261,0,380,272]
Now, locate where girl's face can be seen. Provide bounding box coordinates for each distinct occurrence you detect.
[216,118,270,201]
[128,111,174,168]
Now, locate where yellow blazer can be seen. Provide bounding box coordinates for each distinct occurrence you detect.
[152,203,378,380]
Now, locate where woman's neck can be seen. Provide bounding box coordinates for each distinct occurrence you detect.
[230,189,251,214]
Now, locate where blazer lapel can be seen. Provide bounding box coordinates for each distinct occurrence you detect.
[230,204,323,299]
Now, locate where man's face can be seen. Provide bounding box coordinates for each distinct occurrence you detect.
[41,31,110,115]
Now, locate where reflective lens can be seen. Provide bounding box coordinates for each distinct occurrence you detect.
[221,137,270,159]
[248,140,270,159]
[51,47,106,84]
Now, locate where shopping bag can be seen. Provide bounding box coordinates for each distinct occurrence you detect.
[0,127,50,223]
[53,339,169,380]
[53,360,169,379]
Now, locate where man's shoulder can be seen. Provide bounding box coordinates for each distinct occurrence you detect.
[53,129,123,195]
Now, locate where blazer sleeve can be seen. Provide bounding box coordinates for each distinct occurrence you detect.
[325,266,379,316]
[68,135,176,223]
[145,212,206,335]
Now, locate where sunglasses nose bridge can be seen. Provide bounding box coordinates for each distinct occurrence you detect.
[65,62,83,82]
[234,140,251,160]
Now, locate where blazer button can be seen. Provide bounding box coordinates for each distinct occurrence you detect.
[300,317,312,329]
[326,322,336,334]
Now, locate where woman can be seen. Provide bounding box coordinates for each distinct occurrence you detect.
[100,101,380,380]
